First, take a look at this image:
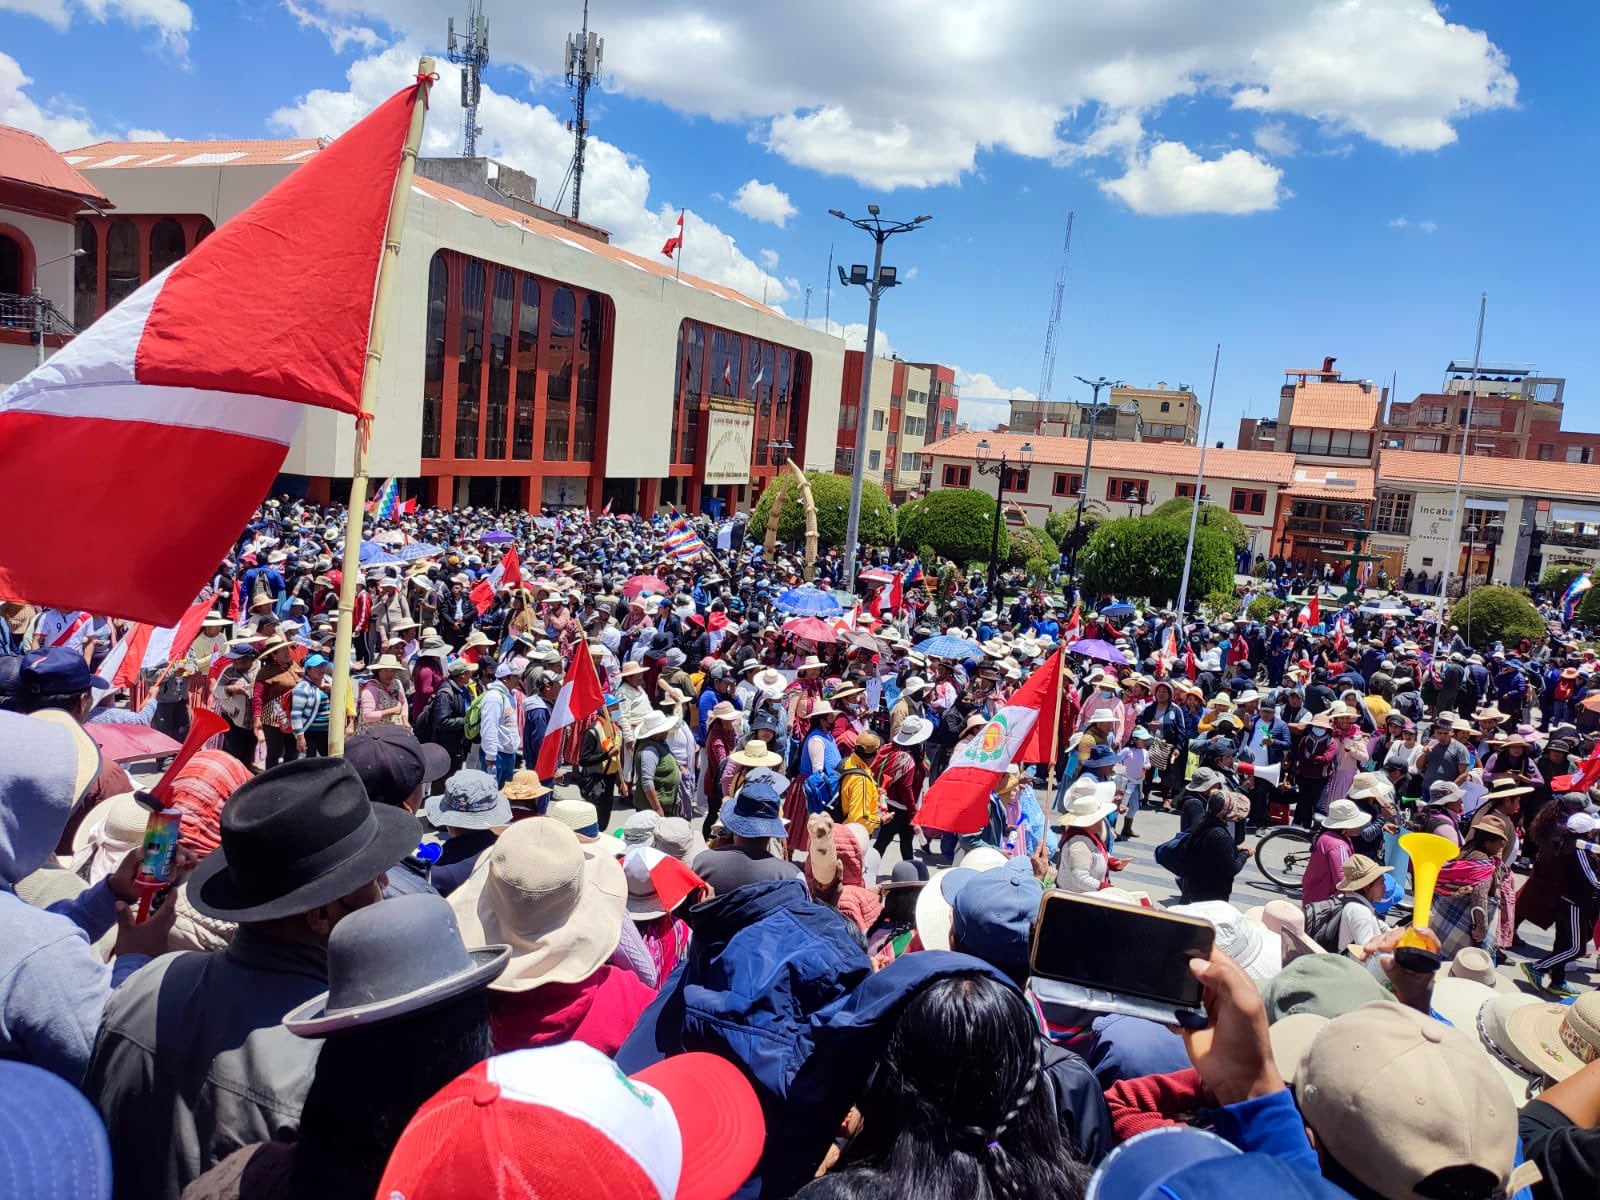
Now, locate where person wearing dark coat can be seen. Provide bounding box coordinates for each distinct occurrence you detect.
[424,662,474,778]
[1178,785,1251,904]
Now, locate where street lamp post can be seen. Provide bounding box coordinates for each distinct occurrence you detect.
[974,438,1032,596]
[830,206,931,588]
[32,248,86,367]
[1064,374,1123,589]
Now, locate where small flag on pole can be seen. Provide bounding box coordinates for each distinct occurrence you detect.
[534,646,606,778]
[661,210,685,259]
[370,477,400,520]
[663,516,711,562]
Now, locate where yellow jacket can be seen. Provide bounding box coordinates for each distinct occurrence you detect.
[839,752,882,834]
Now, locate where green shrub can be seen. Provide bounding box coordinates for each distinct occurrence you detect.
[1539,565,1586,599]
[750,471,895,550]
[1448,585,1546,650]
[1080,516,1234,607]
[1577,585,1600,627]
[1250,560,1272,579]
[895,497,925,549]
[1024,554,1055,583]
[1246,594,1286,622]
[897,487,1009,566]
[1046,505,1107,557]
[1202,587,1241,619]
[1147,497,1250,555]
[1006,524,1060,569]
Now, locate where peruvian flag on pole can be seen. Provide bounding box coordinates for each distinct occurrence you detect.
[1298,592,1321,629]
[0,77,431,625]
[91,592,216,703]
[534,643,606,778]
[915,651,1063,835]
[471,548,523,615]
[661,209,685,259]
[870,571,903,618]
[1061,601,1082,643]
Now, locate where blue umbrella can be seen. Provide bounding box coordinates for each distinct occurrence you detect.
[480,530,515,544]
[1068,637,1130,665]
[394,541,446,562]
[915,634,985,661]
[775,586,843,617]
[1099,602,1137,617]
[358,540,401,566]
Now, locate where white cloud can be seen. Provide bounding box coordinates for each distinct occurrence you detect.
[1100,141,1285,216]
[1253,119,1298,157]
[2,0,193,52]
[269,46,793,304]
[1389,216,1439,233]
[803,316,892,359]
[292,1,1514,192]
[0,50,121,146]
[757,247,779,270]
[284,0,380,52]
[127,126,171,140]
[730,178,797,227]
[953,367,1037,431]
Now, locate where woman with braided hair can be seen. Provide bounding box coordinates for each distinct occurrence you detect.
[820,973,1090,1200]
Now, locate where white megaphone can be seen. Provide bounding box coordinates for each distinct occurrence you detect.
[1238,761,1284,789]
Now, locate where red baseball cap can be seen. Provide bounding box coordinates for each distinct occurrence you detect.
[377,1042,765,1200]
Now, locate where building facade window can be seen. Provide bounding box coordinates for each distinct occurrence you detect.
[148,218,185,278]
[1537,444,1554,461]
[671,319,809,482]
[1175,482,1197,500]
[868,449,881,471]
[513,277,539,460]
[0,232,24,295]
[871,409,885,431]
[1229,488,1267,515]
[1411,434,1444,452]
[1373,489,1414,535]
[943,464,971,487]
[1567,445,1594,464]
[105,218,141,309]
[1160,400,1170,413]
[421,253,447,459]
[454,259,485,459]
[1289,427,1373,457]
[1052,472,1081,497]
[1001,466,1029,492]
[73,218,98,327]
[573,293,602,462]
[1106,476,1149,503]
[543,286,575,462]
[484,267,514,459]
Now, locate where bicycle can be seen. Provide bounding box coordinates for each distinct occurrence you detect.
[1253,822,1316,893]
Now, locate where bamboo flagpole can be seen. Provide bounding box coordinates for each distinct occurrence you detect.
[328,60,435,757]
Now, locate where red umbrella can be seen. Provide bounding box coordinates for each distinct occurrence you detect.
[621,574,670,600]
[782,616,840,644]
[857,568,895,586]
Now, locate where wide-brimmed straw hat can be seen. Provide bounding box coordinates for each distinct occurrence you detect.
[448,819,627,994]
[730,739,783,769]
[1058,779,1118,828]
[894,714,934,746]
[1502,991,1600,1082]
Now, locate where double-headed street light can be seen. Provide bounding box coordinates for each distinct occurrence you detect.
[975,437,1032,595]
[830,206,931,588]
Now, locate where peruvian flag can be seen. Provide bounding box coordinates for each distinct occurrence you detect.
[1061,601,1082,643]
[1184,643,1198,681]
[661,209,685,259]
[91,592,216,702]
[401,497,418,515]
[0,76,431,625]
[226,580,242,623]
[1298,592,1321,629]
[534,643,606,778]
[623,845,707,914]
[1159,626,1179,671]
[1554,741,1600,793]
[915,651,1062,834]
[1332,613,1349,654]
[471,548,523,615]
[870,571,903,618]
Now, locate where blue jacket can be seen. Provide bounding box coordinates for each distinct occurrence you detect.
[619,881,1038,1197]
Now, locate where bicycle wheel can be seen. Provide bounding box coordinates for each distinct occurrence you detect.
[1254,827,1314,893]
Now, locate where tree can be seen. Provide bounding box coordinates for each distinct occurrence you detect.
[1448,585,1545,650]
[1246,594,1287,622]
[1080,516,1234,607]
[750,471,895,550]
[1538,565,1586,600]
[1147,497,1250,555]
[1006,524,1060,569]
[897,487,1009,566]
[1046,503,1107,559]
[1577,584,1600,627]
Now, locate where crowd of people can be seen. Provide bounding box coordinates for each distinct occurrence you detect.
[0,495,1597,1200]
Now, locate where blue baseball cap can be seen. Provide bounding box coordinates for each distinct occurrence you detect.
[305,653,330,669]
[719,774,788,839]
[19,647,108,697]
[1088,1127,1351,1200]
[940,856,1042,971]
[0,1060,111,1198]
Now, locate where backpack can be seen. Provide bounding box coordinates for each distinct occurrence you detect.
[1154,823,1199,877]
[833,765,879,823]
[464,684,499,743]
[1301,897,1347,951]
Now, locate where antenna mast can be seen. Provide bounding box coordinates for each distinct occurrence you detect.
[1038,211,1074,402]
[565,1,604,221]
[445,1,490,157]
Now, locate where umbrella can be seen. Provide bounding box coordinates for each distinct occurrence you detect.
[85,723,182,766]
[622,574,670,600]
[857,568,896,586]
[394,541,446,562]
[775,586,843,617]
[358,540,401,566]
[1099,602,1136,617]
[843,628,890,655]
[1068,637,1130,665]
[480,530,515,545]
[782,616,839,644]
[916,634,985,661]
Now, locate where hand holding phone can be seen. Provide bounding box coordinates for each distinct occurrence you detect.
[1181,948,1284,1105]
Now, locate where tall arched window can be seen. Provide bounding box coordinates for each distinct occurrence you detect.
[484,267,514,459]
[543,287,575,461]
[787,353,807,449]
[105,218,140,309]
[0,233,23,295]
[573,293,602,463]
[678,322,705,463]
[512,276,539,460]
[73,219,98,327]
[421,253,447,459]
[193,218,215,246]
[455,259,485,459]
[148,218,185,277]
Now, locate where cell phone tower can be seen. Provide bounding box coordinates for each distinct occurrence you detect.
[565,0,605,221]
[446,1,490,158]
[1038,211,1074,403]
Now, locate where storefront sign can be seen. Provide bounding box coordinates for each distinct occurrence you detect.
[1302,536,1348,548]
[703,409,755,487]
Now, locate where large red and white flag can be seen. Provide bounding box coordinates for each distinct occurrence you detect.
[91,593,215,701]
[0,77,430,625]
[1297,593,1321,628]
[1061,602,1082,643]
[534,643,606,778]
[661,209,685,259]
[915,651,1063,835]
[471,548,523,614]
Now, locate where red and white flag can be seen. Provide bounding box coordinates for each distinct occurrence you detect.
[1332,613,1349,653]
[1298,593,1321,628]
[1061,602,1082,643]
[534,644,606,778]
[1554,740,1600,793]
[92,593,215,701]
[48,610,92,649]
[471,548,523,615]
[915,651,1063,835]
[0,77,431,625]
[661,209,685,259]
[623,845,706,915]
[1159,626,1179,671]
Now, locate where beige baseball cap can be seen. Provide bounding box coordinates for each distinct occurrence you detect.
[1297,1001,1520,1200]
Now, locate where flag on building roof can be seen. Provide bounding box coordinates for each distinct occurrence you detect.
[661,209,684,259]
[0,76,431,625]
[663,516,710,562]
[369,477,400,520]
[534,645,605,779]
[915,651,1062,834]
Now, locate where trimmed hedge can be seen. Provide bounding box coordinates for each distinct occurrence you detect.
[897,487,1009,565]
[1007,524,1060,569]
[1448,585,1545,650]
[749,471,895,550]
[1147,497,1250,555]
[1081,516,1234,607]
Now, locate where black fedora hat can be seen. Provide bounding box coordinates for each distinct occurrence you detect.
[189,758,421,922]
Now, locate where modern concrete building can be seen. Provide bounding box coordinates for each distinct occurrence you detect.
[1380,361,1600,464]
[1111,383,1200,443]
[40,134,847,514]
[1236,416,1279,452]
[1007,396,1143,441]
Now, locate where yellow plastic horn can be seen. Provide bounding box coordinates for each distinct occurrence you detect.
[1397,831,1460,949]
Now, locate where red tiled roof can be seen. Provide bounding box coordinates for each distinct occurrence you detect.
[1286,466,1376,501]
[409,177,778,316]
[1288,381,1380,432]
[64,138,323,169]
[0,125,110,205]
[1378,450,1600,498]
[921,430,1297,484]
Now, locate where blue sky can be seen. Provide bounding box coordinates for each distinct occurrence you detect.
[3,1,1593,442]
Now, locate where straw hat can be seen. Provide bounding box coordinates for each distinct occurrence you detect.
[369,653,410,678]
[807,700,838,720]
[501,769,551,803]
[753,668,788,699]
[448,819,627,994]
[796,655,826,673]
[636,709,679,741]
[1058,779,1118,828]
[1501,992,1600,1082]
[1320,798,1369,831]
[617,661,646,681]
[730,739,783,769]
